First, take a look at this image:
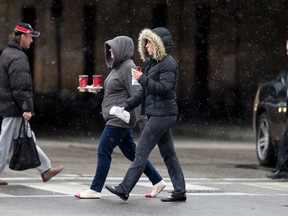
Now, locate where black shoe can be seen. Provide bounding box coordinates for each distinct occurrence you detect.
[161,194,187,202]
[105,185,129,201]
[266,170,288,179]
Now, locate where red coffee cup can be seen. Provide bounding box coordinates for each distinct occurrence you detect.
[133,66,141,72]
[93,75,102,87]
[132,66,141,85]
[79,75,88,87]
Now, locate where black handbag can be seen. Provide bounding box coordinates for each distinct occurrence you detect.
[9,119,41,171]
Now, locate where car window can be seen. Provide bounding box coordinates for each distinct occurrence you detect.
[280,70,288,86]
[274,82,284,91]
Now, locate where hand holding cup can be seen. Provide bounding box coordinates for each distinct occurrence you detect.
[131,66,142,85]
[131,67,143,81]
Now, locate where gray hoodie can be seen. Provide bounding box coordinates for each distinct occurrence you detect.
[101,36,142,128]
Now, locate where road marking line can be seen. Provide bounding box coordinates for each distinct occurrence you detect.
[1,177,288,198]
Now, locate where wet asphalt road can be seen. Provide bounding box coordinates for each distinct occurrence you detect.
[1,125,288,216]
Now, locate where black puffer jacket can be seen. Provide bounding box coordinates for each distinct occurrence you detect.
[124,27,178,116]
[0,41,33,117]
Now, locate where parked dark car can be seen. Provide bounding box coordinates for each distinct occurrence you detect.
[253,70,288,166]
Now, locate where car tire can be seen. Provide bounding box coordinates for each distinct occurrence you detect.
[256,113,276,166]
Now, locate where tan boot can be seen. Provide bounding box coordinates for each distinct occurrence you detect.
[0,179,8,185]
[41,166,64,182]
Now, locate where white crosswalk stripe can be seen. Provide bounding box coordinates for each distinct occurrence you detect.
[1,175,288,198]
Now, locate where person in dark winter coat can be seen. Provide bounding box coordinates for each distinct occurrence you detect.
[74,36,165,199]
[266,39,288,179]
[0,23,63,186]
[105,27,187,202]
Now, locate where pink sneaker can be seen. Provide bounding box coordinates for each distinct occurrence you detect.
[145,180,166,198]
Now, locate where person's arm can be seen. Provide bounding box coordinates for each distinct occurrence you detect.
[124,88,143,111]
[138,68,176,96]
[122,64,143,111]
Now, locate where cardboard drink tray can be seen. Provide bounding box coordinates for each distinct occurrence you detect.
[77,85,103,93]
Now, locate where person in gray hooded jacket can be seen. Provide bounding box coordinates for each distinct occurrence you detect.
[105,27,186,202]
[74,36,165,199]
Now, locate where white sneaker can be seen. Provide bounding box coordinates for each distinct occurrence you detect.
[74,189,101,199]
[145,180,166,198]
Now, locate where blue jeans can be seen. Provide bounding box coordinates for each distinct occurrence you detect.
[119,116,186,197]
[90,125,162,192]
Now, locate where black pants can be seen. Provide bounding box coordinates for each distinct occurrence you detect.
[277,119,288,170]
[119,115,186,196]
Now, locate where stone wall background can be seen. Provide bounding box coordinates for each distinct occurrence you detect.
[0,0,288,135]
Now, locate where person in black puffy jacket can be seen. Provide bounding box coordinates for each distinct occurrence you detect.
[0,23,63,186]
[106,27,187,202]
[266,39,288,179]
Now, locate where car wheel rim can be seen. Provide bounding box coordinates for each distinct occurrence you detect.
[257,118,269,160]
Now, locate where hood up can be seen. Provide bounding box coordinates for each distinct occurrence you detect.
[138,27,173,62]
[104,36,134,69]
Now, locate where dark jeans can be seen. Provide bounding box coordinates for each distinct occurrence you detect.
[277,119,288,171]
[90,125,162,192]
[119,116,186,197]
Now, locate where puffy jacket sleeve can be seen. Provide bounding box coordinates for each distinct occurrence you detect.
[138,57,177,96]
[122,68,147,127]
[124,88,143,112]
[8,57,33,112]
